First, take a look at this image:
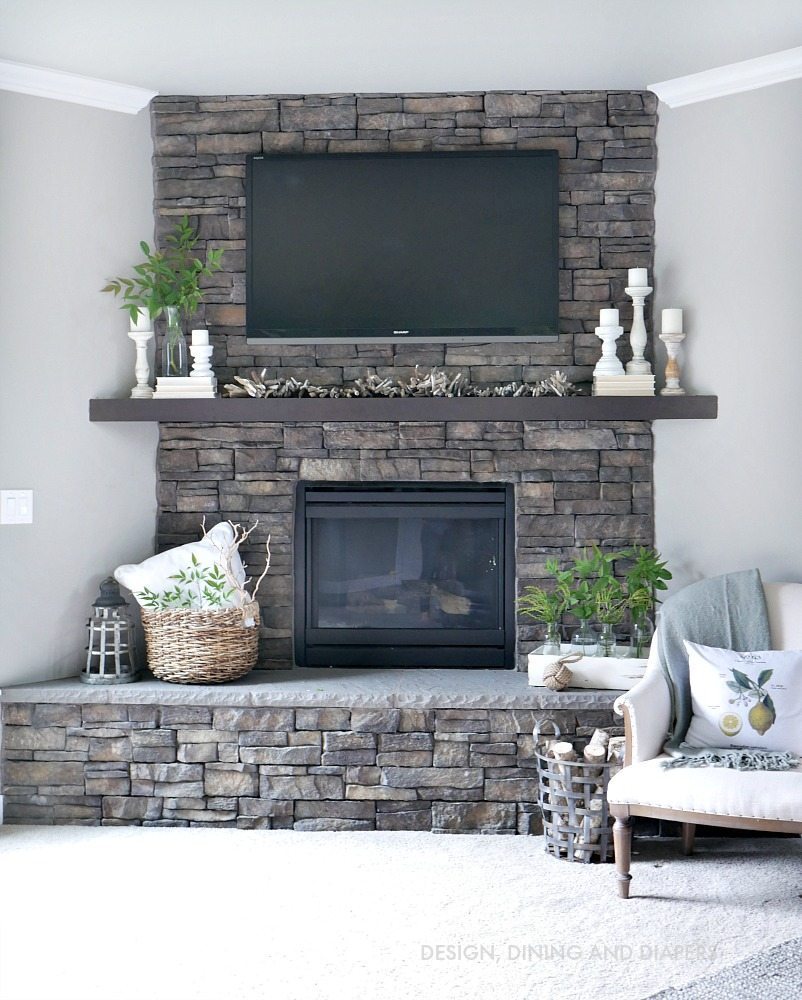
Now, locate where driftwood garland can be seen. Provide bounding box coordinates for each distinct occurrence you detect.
[223,366,579,400]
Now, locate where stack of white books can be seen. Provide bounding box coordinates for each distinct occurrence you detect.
[153,376,217,399]
[593,374,655,397]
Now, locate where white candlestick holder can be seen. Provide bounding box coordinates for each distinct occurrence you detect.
[625,284,653,376]
[189,343,214,379]
[593,322,625,377]
[127,329,154,399]
[659,332,686,395]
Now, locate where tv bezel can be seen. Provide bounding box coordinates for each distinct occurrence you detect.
[245,149,559,345]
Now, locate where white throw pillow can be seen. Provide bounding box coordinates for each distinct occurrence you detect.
[115,522,247,609]
[684,641,802,754]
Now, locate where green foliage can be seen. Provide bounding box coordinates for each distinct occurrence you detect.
[518,584,565,624]
[517,545,671,628]
[594,576,628,625]
[619,545,672,621]
[101,215,223,324]
[136,554,234,611]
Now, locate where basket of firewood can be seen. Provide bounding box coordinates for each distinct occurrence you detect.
[534,726,626,864]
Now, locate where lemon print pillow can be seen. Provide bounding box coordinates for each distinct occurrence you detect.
[684,641,802,753]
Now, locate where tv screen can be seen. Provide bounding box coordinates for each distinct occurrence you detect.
[246,150,558,343]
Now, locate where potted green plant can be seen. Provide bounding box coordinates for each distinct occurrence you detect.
[564,546,616,652]
[593,576,628,656]
[621,546,672,657]
[102,215,223,377]
[518,558,568,655]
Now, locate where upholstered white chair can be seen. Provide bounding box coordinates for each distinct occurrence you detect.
[607,581,802,898]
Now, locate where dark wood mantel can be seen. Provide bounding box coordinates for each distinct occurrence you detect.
[89,395,717,423]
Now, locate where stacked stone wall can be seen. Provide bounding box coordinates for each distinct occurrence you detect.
[2,701,618,831]
[150,89,657,386]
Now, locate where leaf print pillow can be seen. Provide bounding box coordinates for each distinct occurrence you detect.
[684,642,802,754]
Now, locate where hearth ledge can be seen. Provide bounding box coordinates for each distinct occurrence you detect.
[1,669,618,709]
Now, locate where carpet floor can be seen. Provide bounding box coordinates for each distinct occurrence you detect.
[1,826,800,1000]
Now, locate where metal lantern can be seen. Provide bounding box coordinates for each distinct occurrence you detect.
[81,577,139,684]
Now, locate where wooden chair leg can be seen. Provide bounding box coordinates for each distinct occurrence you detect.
[612,814,633,898]
[681,822,696,856]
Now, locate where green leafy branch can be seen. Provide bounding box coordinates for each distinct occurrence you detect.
[101,215,223,324]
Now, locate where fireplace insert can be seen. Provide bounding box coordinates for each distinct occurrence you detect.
[294,482,515,668]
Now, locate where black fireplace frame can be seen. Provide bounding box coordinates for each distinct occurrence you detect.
[294,481,516,668]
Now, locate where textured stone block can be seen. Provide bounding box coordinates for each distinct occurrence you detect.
[323,732,376,752]
[382,767,483,789]
[5,760,84,788]
[82,705,128,723]
[321,750,376,766]
[101,796,162,820]
[204,764,258,796]
[178,743,219,763]
[295,800,374,820]
[177,729,238,744]
[345,784,416,801]
[131,763,203,783]
[281,105,356,130]
[375,751,433,767]
[484,93,542,117]
[350,709,401,733]
[376,808,432,831]
[378,733,433,752]
[3,726,66,751]
[260,774,343,800]
[161,706,212,726]
[85,775,131,796]
[239,746,321,765]
[132,730,176,748]
[212,708,294,731]
[484,777,541,801]
[432,741,469,767]
[238,797,294,818]
[296,708,351,730]
[433,802,517,832]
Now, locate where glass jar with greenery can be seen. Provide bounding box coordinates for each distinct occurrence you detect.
[102,216,223,377]
[621,546,672,658]
[593,576,627,657]
[518,560,567,656]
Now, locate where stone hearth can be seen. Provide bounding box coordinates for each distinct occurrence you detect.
[1,673,618,832]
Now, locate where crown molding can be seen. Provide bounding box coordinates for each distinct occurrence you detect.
[0,59,157,114]
[649,46,802,108]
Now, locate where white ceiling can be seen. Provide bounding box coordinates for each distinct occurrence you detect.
[1,0,801,95]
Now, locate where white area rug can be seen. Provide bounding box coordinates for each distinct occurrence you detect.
[1,827,800,1000]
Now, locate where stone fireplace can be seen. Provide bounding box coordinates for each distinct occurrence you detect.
[158,417,653,670]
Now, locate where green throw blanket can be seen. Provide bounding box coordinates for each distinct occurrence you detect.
[657,569,799,771]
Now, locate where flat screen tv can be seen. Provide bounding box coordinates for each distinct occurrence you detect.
[246,150,558,343]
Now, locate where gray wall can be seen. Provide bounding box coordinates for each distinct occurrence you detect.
[653,80,802,592]
[0,92,158,685]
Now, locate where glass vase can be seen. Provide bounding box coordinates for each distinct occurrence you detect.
[161,305,188,377]
[596,623,617,658]
[536,621,562,657]
[571,618,597,654]
[630,615,654,659]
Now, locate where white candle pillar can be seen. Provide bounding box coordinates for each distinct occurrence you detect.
[661,309,683,334]
[627,268,648,288]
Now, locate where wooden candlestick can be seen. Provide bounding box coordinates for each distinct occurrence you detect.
[127,329,154,399]
[625,284,653,376]
[659,332,686,395]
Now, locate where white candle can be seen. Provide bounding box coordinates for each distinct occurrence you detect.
[628,267,648,288]
[191,328,210,346]
[599,308,619,327]
[661,309,683,335]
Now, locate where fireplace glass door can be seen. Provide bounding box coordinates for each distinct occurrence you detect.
[295,483,514,667]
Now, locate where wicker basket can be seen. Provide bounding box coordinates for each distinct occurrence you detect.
[141,602,260,684]
[534,747,615,864]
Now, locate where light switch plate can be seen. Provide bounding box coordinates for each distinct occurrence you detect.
[1,490,34,524]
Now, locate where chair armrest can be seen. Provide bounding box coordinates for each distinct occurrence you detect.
[613,646,672,764]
